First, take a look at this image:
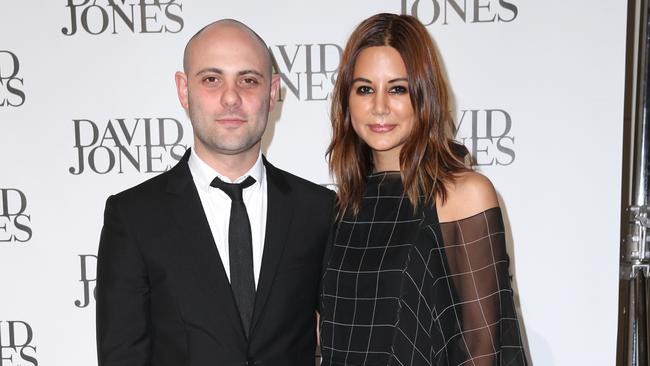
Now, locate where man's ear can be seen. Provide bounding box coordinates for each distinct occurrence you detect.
[268,74,281,111]
[175,71,189,110]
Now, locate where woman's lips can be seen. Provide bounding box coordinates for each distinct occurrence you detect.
[368,123,396,133]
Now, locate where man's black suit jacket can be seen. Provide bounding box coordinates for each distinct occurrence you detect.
[96,151,334,366]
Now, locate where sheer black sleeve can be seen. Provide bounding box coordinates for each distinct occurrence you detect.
[439,207,527,365]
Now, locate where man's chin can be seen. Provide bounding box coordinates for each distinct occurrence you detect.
[206,141,262,157]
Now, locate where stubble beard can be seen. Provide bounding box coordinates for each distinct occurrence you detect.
[188,101,268,158]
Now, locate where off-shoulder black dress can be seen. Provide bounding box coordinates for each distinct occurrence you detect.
[319,172,527,366]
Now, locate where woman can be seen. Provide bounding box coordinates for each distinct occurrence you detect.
[320,13,527,366]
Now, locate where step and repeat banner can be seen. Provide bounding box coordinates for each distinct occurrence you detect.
[0,1,626,365]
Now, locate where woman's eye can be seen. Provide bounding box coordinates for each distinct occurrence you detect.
[356,85,373,95]
[390,85,408,94]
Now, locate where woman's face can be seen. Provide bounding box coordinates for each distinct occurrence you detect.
[349,46,415,171]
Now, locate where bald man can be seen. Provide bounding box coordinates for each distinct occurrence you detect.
[96,20,334,366]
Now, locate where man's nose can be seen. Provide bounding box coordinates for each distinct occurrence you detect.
[221,82,242,108]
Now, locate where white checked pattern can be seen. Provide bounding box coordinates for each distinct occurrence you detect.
[320,172,527,366]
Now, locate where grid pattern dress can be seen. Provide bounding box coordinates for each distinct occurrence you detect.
[320,172,527,366]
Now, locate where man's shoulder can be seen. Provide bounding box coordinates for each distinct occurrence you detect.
[265,161,333,199]
[109,160,186,205]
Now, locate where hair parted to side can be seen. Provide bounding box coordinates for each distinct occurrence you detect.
[327,13,469,218]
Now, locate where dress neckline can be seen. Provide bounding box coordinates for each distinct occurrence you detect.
[367,171,401,180]
[438,206,501,225]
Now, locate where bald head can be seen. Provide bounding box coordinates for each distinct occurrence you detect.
[182,19,273,77]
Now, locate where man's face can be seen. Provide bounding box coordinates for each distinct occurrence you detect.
[175,24,280,159]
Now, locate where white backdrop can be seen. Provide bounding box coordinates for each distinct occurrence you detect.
[0,1,626,365]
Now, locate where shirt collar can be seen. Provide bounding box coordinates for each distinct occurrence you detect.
[188,148,265,192]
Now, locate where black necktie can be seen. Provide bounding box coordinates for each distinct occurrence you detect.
[210,175,256,337]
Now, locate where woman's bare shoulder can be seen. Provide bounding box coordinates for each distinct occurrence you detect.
[436,171,499,223]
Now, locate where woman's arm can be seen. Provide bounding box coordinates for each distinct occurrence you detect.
[437,172,527,365]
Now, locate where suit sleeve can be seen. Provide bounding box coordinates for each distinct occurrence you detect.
[317,191,337,313]
[96,195,151,366]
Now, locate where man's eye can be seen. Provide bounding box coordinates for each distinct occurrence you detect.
[203,76,218,83]
[356,85,373,95]
[241,77,260,86]
[389,85,408,94]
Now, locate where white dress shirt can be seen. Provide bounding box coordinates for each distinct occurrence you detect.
[188,149,267,288]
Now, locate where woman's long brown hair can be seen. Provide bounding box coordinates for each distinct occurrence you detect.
[327,13,469,217]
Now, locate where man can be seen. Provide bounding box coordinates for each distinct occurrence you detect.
[96,19,334,366]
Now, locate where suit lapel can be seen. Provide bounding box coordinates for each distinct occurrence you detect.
[250,158,294,333]
[165,150,245,340]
